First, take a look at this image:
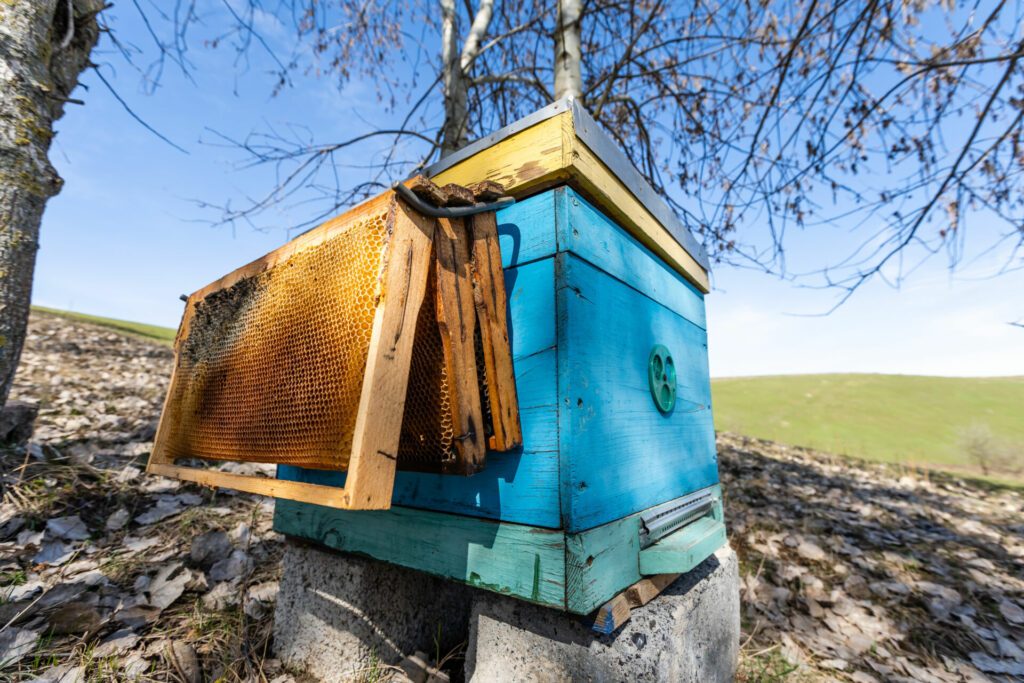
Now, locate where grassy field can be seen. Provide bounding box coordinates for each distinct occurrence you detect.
[712,373,1024,479]
[32,306,177,345]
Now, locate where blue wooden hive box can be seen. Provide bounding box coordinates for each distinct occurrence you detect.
[271,99,726,617]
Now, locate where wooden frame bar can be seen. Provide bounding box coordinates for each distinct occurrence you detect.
[147,196,437,510]
[470,211,522,451]
[434,216,488,473]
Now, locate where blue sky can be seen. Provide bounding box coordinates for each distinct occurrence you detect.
[32,5,1024,378]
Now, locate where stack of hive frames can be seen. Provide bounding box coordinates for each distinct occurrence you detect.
[147,181,521,509]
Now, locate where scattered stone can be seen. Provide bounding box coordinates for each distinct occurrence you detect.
[999,599,1024,625]
[122,535,161,553]
[93,629,140,658]
[33,540,76,566]
[4,578,44,602]
[796,540,826,562]
[0,400,38,445]
[115,604,163,629]
[134,498,186,525]
[145,562,192,610]
[0,627,38,666]
[209,549,251,583]
[244,580,279,618]
[105,508,130,532]
[203,581,240,610]
[190,530,231,568]
[46,515,90,541]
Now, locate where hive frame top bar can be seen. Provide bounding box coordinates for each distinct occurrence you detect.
[422,97,711,273]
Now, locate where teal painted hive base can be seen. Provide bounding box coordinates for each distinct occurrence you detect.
[273,185,725,616]
[273,484,725,615]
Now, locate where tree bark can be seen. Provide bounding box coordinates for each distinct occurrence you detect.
[0,0,102,409]
[440,0,494,158]
[440,0,468,158]
[554,0,583,102]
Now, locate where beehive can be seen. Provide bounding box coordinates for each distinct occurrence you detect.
[270,100,728,621]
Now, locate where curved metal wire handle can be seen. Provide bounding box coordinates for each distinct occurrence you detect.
[393,183,516,218]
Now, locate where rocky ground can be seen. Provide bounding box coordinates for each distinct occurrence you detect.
[722,435,1024,683]
[0,312,286,682]
[0,310,1021,682]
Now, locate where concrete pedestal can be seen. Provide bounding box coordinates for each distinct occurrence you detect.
[465,546,739,683]
[273,540,473,681]
[273,540,739,682]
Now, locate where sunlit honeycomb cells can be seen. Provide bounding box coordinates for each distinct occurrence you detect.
[158,202,493,473]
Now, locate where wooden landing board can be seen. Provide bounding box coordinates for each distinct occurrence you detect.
[428,108,710,292]
[590,572,680,635]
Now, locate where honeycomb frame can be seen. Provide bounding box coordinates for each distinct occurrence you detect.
[147,192,438,510]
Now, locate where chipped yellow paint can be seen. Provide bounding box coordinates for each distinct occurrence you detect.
[428,110,710,292]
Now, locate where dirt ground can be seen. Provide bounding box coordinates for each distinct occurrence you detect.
[0,311,1021,682]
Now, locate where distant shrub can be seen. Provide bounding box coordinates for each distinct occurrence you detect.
[958,424,1021,477]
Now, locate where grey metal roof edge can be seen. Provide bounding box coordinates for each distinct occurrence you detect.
[565,99,710,270]
[421,97,710,272]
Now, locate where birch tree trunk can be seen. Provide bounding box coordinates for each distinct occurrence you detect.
[0,0,102,408]
[554,0,583,102]
[440,0,494,158]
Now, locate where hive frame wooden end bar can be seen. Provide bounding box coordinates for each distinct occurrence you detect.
[146,195,437,510]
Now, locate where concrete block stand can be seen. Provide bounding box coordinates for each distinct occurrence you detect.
[274,540,739,683]
[465,546,740,683]
[273,540,473,681]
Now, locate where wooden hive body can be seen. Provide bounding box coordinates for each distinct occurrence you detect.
[275,100,726,615]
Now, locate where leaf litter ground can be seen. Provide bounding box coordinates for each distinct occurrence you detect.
[1,310,1021,682]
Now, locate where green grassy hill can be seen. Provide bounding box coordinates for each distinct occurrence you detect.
[712,373,1024,480]
[32,306,177,345]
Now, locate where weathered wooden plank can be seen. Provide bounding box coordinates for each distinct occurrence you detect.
[555,188,707,330]
[589,593,631,635]
[442,183,476,207]
[557,253,718,532]
[587,571,682,635]
[435,216,487,473]
[625,572,681,607]
[279,348,561,528]
[430,114,569,203]
[468,180,507,202]
[342,199,437,508]
[149,463,356,507]
[638,516,727,575]
[428,109,709,291]
[471,211,522,451]
[408,175,448,206]
[565,512,641,615]
[273,500,567,609]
